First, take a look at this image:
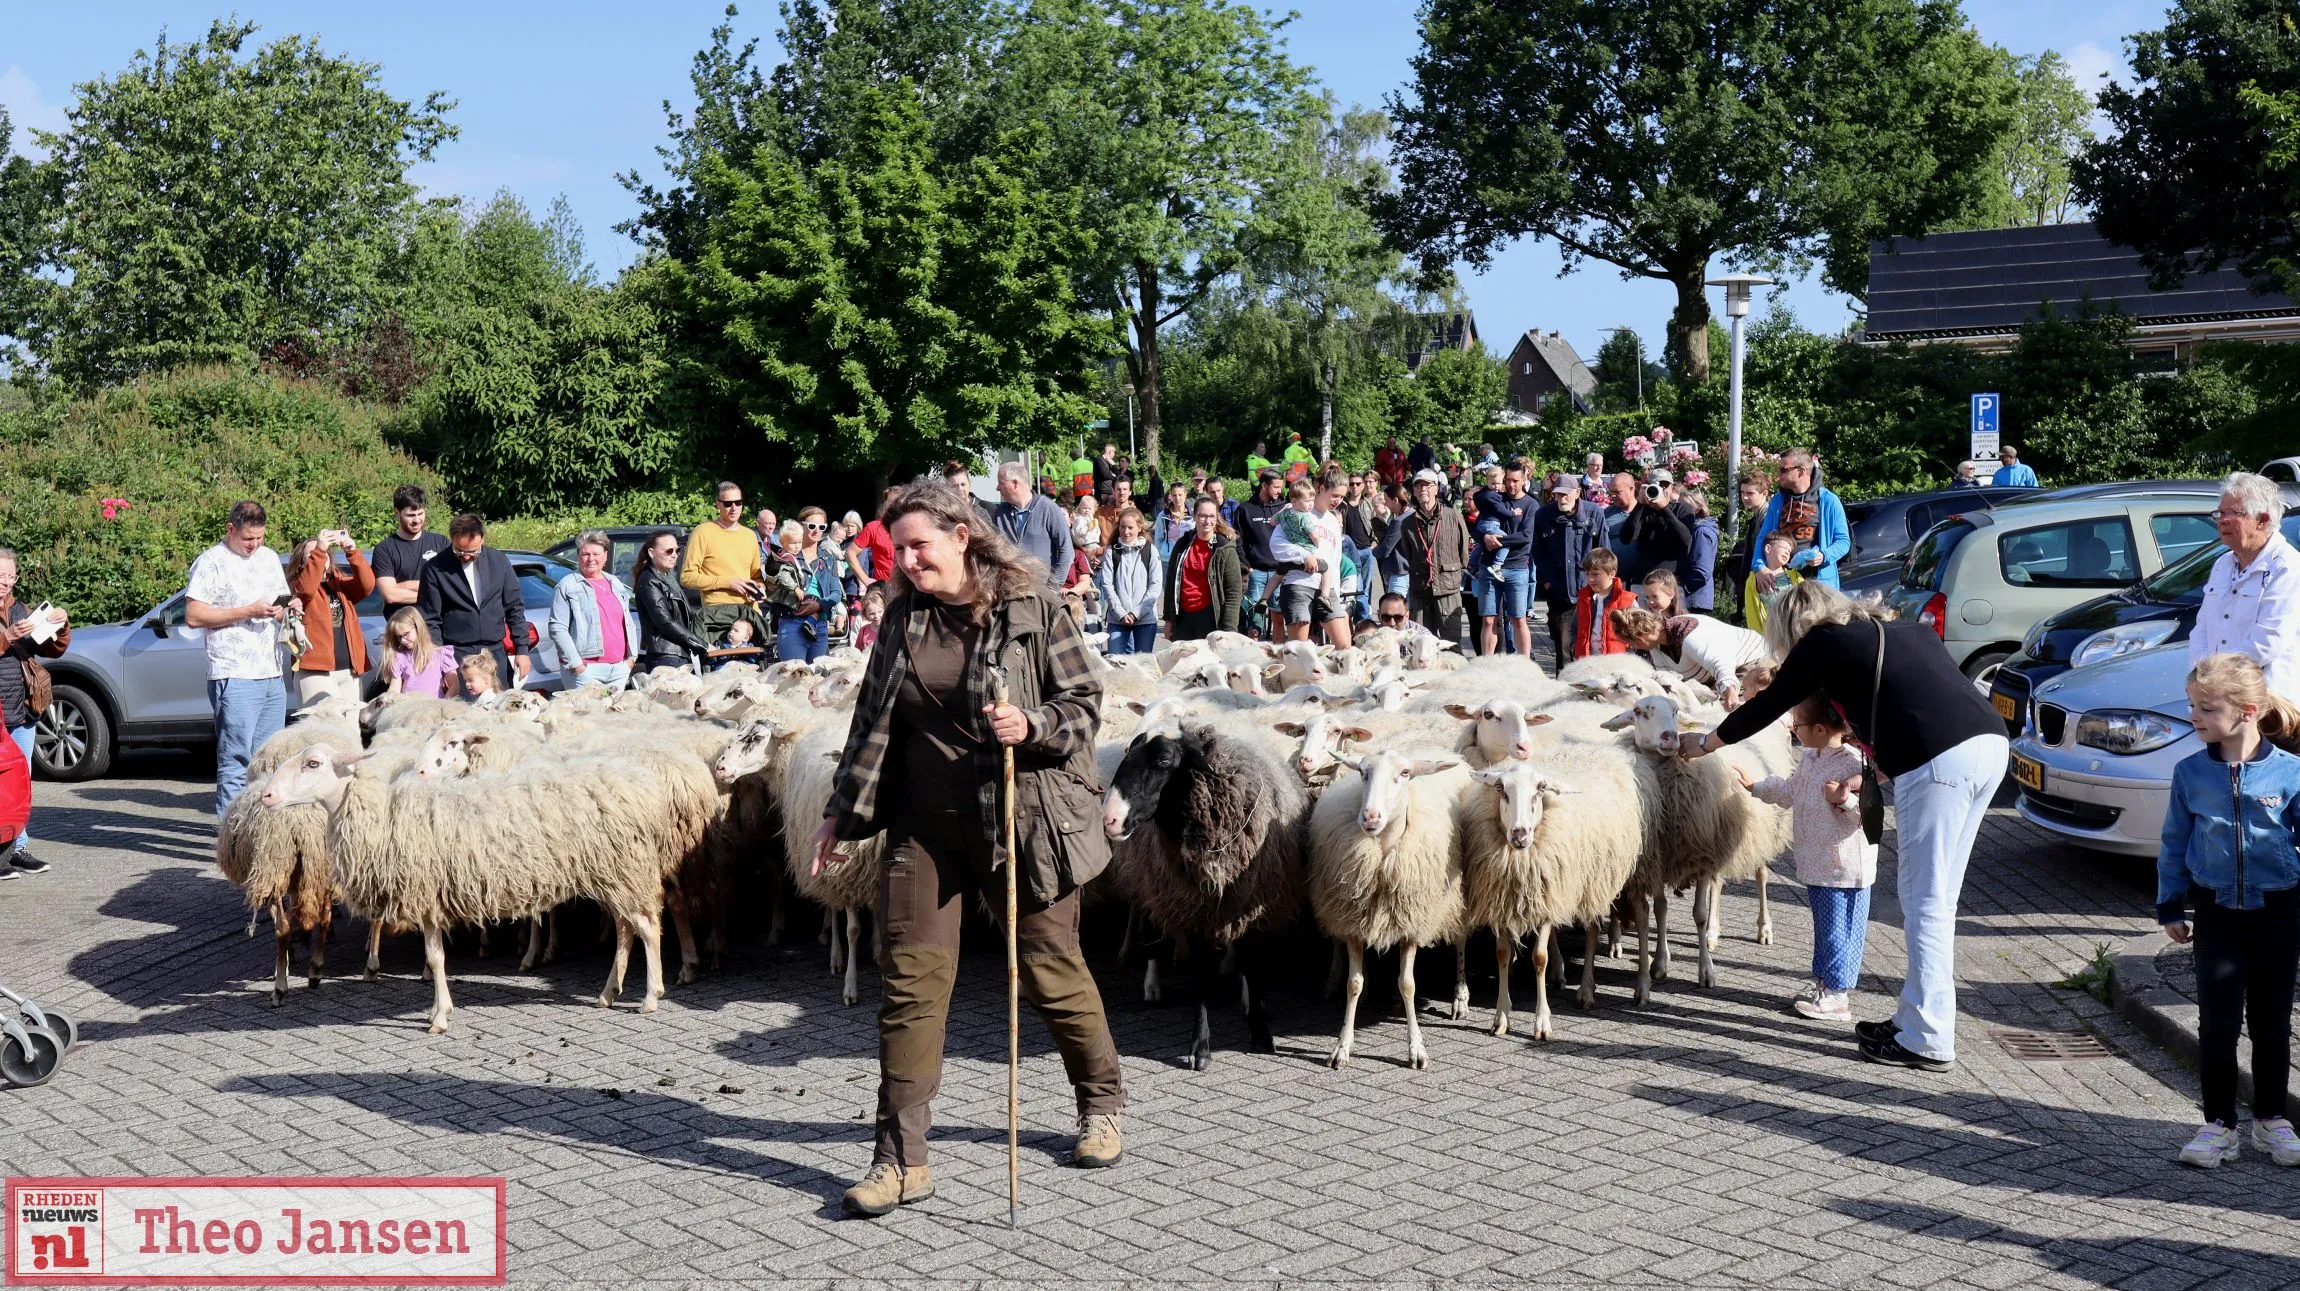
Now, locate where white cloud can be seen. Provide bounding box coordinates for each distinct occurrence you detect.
[0,66,68,159]
[2062,40,2129,135]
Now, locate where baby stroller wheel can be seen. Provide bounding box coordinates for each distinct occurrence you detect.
[24,1007,76,1051]
[0,1024,63,1088]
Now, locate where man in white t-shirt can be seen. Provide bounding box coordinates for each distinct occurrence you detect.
[184,500,290,816]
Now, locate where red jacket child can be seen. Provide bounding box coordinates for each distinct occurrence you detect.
[1572,571,1639,661]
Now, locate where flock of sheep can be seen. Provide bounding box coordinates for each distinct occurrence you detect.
[216,622,1797,1069]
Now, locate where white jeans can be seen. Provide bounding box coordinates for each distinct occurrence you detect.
[295,670,358,708]
[1888,733,2008,1061]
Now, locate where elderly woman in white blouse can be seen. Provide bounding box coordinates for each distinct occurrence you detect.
[2192,472,2300,702]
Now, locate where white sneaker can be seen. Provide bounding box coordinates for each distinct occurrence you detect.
[1794,989,1853,1021]
[2252,1117,2300,1167]
[1790,979,1823,1013]
[2179,1121,2240,1168]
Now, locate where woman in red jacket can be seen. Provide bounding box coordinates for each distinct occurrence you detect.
[290,531,378,707]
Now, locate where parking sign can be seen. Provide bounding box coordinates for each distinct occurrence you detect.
[1969,393,2000,460]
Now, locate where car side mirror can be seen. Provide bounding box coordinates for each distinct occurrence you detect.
[146,617,167,638]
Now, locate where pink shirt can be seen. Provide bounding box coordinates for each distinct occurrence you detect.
[392,645,458,698]
[588,576,628,664]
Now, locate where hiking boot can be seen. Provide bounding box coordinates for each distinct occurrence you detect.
[2180,1120,2240,1168]
[1074,1112,1123,1169]
[2253,1117,2300,1167]
[8,847,48,874]
[1858,1031,1953,1073]
[841,1163,933,1218]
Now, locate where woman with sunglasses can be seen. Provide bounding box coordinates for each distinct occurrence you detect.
[776,507,848,664]
[1160,497,1242,641]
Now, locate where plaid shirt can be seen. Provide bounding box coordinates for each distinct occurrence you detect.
[825,584,1106,899]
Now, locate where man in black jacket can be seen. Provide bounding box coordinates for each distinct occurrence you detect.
[418,513,529,690]
[1533,473,1609,669]
[1620,468,1694,582]
[634,529,710,673]
[1231,467,1290,638]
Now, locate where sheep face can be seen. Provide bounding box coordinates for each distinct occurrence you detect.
[258,744,360,808]
[1363,680,1416,712]
[1225,664,1270,696]
[713,719,786,786]
[1601,696,1696,755]
[1325,647,1369,683]
[812,669,864,708]
[1402,629,1459,670]
[1338,749,1459,835]
[1445,701,1555,763]
[413,727,491,780]
[702,678,777,721]
[1104,725,1209,840]
[1269,640,1326,689]
[1273,712,1373,782]
[1470,763,1576,850]
[292,695,362,728]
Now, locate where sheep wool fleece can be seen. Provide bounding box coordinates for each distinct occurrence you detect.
[874,808,1123,1169]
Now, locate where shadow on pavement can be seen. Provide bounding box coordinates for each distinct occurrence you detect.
[1826,1197,2300,1285]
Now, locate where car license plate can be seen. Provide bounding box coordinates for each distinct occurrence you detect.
[1993,692,2018,721]
[2011,752,2044,792]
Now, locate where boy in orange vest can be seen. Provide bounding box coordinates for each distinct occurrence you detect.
[1572,547,1638,661]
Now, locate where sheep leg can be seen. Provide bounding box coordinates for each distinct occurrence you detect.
[764,874,786,948]
[1327,940,1366,1069]
[1492,936,1514,1037]
[666,889,701,988]
[365,922,382,981]
[1634,893,1653,1009]
[1547,927,1565,991]
[477,921,491,959]
[1324,940,1346,999]
[1651,889,1673,982]
[819,907,834,946]
[1117,907,1140,966]
[1530,923,1554,1040]
[423,927,453,1034]
[840,908,863,1006]
[1240,939,1275,1055]
[599,916,633,1008]
[1755,864,1775,946]
[519,915,546,972]
[270,901,292,1007]
[307,903,330,990]
[1449,940,1471,1021]
[1694,880,1719,989]
[542,909,559,964]
[1142,956,1163,1004]
[1400,941,1430,1069]
[1190,954,1215,1072]
[1578,920,1600,1010]
[829,911,847,976]
[633,911,665,1014]
[705,889,728,972]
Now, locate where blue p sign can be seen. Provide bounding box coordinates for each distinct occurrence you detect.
[1970,393,2000,460]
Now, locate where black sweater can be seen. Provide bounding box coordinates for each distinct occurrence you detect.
[1715,618,2002,777]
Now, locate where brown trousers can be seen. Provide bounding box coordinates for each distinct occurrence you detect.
[875,809,1124,1167]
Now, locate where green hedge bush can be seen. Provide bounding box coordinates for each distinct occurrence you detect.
[0,367,442,624]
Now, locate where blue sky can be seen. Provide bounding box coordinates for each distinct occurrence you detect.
[6,1,2168,367]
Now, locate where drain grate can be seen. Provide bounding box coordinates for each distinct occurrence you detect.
[1989,1027,2113,1062]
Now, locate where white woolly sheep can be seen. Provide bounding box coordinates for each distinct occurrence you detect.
[777,720,884,1005]
[1307,747,1470,1069]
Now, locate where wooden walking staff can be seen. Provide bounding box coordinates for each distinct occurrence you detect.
[992,667,1021,1229]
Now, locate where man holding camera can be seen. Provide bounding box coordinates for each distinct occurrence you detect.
[185,500,292,817]
[1618,468,1694,583]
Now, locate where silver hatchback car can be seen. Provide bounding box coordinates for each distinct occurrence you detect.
[2008,642,2196,856]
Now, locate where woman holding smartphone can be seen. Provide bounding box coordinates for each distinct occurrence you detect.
[288,529,376,707]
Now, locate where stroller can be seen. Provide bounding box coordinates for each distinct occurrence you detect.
[0,984,72,1088]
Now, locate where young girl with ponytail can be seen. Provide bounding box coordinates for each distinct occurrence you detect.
[2160,652,2300,1167]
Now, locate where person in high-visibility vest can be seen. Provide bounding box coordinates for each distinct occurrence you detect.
[1244,440,1272,478]
[1281,432,1316,484]
[1069,450,1095,499]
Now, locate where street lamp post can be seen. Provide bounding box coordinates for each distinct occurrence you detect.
[1705,272,1773,548]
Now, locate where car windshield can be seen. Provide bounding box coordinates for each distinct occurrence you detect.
[2138,511,2300,604]
[1904,519,1974,590]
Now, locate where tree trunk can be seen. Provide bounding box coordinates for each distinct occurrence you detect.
[1669,269,1713,385]
[1318,358,1336,462]
[1132,259,1164,472]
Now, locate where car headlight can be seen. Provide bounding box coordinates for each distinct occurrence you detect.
[2075,709,2192,755]
[2070,619,2179,669]
[2022,619,2052,657]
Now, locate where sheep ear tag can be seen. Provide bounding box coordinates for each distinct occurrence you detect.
[1679,719,1701,731]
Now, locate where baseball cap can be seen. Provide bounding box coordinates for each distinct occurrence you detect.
[1648,468,1674,486]
[1548,476,1578,495]
[1412,468,1446,487]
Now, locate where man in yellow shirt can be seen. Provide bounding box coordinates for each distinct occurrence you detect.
[682,480,770,648]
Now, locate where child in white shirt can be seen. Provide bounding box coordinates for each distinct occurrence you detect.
[1738,694,1874,1021]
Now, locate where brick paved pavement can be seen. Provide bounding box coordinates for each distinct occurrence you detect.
[5,748,2300,1288]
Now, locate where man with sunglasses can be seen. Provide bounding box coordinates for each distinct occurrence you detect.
[1749,448,1850,591]
[682,481,771,650]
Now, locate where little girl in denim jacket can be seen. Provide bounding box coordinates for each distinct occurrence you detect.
[2159,653,2300,1169]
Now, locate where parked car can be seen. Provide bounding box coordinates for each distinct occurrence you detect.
[34,550,579,780]
[1989,504,2300,734]
[1885,490,2222,693]
[2008,642,2196,856]
[1838,486,2038,593]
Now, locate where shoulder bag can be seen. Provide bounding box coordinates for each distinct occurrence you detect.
[1860,621,1885,844]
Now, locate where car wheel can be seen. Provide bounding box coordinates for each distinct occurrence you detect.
[36,684,113,781]
[1962,649,2012,698]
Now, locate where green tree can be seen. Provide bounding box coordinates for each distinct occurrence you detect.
[1589,328,1659,413]
[0,107,55,347]
[1382,0,2018,384]
[667,80,1102,480]
[1002,0,1317,467]
[2076,0,2300,296]
[26,19,455,386]
[1388,344,1509,447]
[1994,52,2093,226]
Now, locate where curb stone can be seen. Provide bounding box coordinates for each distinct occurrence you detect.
[2109,928,2249,1108]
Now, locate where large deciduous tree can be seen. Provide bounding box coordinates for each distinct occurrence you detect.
[1003,0,1316,467]
[1382,0,2016,383]
[2076,0,2300,296]
[26,19,454,386]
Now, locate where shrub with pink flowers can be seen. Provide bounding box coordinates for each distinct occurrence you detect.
[98,497,131,521]
[1621,434,1655,461]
